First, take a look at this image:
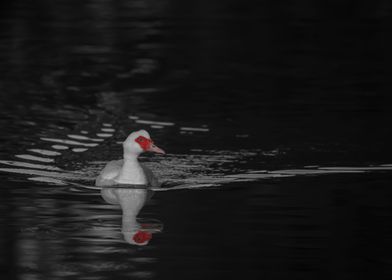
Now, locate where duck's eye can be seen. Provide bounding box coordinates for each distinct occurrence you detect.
[136,136,149,144]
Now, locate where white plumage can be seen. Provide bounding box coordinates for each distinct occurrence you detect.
[95,130,164,187]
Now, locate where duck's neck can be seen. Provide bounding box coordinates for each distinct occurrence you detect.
[115,154,147,185]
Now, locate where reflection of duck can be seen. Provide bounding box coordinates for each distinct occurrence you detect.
[95,130,165,187]
[102,187,160,245]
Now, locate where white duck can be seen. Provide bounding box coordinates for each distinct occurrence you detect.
[95,130,165,187]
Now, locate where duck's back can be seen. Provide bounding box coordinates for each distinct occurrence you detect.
[95,160,123,186]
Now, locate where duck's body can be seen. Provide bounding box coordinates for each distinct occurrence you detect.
[95,159,159,187]
[95,130,164,188]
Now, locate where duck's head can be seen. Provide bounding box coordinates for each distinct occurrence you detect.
[123,130,165,158]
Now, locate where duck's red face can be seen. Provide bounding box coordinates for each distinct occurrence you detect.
[133,230,153,244]
[135,136,165,154]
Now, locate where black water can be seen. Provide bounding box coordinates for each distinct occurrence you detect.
[1,1,392,279]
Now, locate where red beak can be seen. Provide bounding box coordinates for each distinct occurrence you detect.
[147,143,165,154]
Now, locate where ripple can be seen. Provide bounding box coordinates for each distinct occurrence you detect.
[150,125,163,129]
[152,163,392,191]
[4,128,392,195]
[72,148,88,153]
[52,145,69,150]
[153,183,219,191]
[241,165,392,179]
[225,173,294,179]
[180,127,209,132]
[28,149,61,156]
[15,154,54,163]
[28,176,67,185]
[0,160,61,171]
[101,128,115,132]
[0,168,81,180]
[147,150,392,191]
[67,134,104,142]
[319,166,392,171]
[135,119,175,126]
[96,133,113,138]
[269,169,364,175]
[41,137,98,147]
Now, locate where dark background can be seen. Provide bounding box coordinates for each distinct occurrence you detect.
[1,0,392,158]
[1,1,392,279]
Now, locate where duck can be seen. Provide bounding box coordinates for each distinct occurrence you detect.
[95,130,165,187]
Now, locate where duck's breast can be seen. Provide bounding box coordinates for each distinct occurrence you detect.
[95,160,123,186]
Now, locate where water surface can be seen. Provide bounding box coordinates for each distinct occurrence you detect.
[1,1,392,279]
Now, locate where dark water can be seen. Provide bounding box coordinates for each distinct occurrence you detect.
[1,1,392,279]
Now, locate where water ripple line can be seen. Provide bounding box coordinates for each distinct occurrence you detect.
[15,154,54,163]
[41,137,99,147]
